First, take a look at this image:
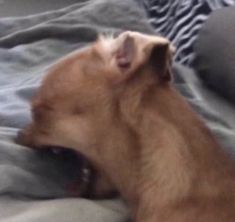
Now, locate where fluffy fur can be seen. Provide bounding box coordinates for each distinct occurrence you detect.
[18,31,235,222]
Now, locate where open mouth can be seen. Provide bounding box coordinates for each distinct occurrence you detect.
[15,129,117,199]
[15,131,95,197]
[48,146,94,195]
[39,146,118,199]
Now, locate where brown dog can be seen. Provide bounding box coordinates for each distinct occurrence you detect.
[17,31,235,222]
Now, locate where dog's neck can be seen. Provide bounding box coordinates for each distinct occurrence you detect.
[111,75,235,216]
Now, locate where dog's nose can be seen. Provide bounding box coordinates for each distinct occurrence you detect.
[15,128,33,147]
[15,130,26,145]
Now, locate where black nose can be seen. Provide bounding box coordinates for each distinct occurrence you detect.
[15,130,25,145]
[15,129,33,147]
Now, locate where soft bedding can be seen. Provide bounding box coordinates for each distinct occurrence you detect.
[0,0,235,222]
[193,6,235,103]
[145,0,235,65]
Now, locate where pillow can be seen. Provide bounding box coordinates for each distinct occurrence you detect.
[193,6,235,104]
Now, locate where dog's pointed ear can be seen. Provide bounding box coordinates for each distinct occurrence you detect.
[150,41,175,82]
[114,31,175,83]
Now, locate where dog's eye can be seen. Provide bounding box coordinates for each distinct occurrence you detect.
[71,106,85,115]
[32,103,54,121]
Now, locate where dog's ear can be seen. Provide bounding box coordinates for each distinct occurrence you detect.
[114,31,175,83]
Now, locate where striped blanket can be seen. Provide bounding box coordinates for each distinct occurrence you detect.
[145,0,234,65]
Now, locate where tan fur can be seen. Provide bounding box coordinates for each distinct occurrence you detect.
[18,31,235,222]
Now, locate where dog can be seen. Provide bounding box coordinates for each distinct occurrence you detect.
[17,31,235,221]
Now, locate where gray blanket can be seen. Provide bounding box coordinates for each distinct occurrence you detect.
[0,0,235,221]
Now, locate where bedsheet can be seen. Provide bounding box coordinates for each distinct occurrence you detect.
[0,0,235,221]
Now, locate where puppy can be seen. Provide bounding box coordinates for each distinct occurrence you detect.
[17,31,235,222]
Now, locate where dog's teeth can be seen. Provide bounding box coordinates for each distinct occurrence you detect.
[82,167,91,183]
[52,148,62,154]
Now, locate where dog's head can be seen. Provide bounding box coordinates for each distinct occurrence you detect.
[17,31,174,198]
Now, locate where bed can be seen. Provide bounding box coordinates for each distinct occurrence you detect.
[0,0,235,221]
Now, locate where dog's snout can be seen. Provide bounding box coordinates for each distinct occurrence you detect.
[15,127,36,148]
[15,129,28,146]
